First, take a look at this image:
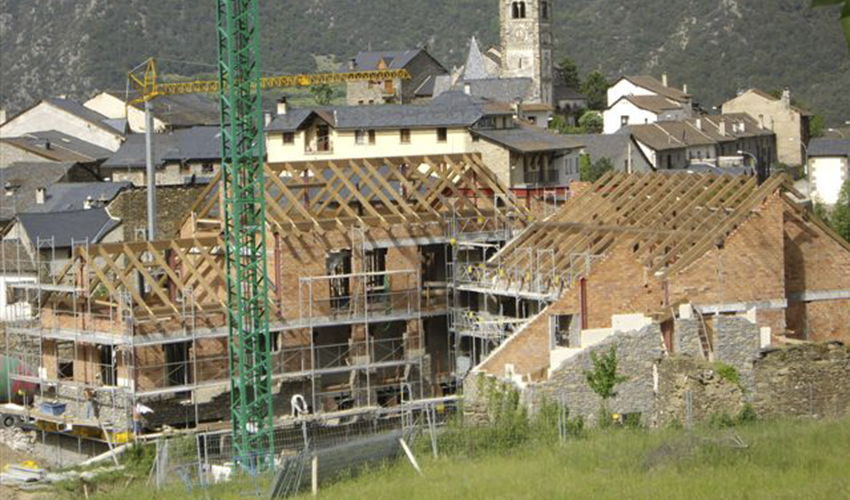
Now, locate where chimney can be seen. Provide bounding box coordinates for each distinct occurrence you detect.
[264,111,272,126]
[348,58,357,71]
[0,108,6,125]
[36,187,46,205]
[84,196,93,210]
[44,140,52,150]
[682,83,688,94]
[513,99,523,119]
[277,97,289,115]
[719,120,727,136]
[464,82,472,95]
[781,88,791,110]
[695,118,702,131]
[662,73,669,87]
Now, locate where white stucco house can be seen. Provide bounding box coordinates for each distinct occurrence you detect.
[603,75,693,134]
[808,139,850,206]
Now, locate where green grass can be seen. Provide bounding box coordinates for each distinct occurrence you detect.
[44,418,850,500]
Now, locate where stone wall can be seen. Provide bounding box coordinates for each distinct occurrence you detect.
[108,184,208,241]
[751,341,850,419]
[529,324,665,426]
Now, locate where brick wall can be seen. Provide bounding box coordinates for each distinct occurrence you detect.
[669,194,787,312]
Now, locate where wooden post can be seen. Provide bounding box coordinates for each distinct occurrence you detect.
[311,455,318,496]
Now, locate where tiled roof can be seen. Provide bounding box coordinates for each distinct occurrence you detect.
[623,95,684,114]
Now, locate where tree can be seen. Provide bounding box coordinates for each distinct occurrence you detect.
[581,157,614,182]
[578,111,603,134]
[832,180,850,243]
[310,84,335,106]
[556,57,581,89]
[584,346,627,426]
[580,71,610,111]
[812,0,850,52]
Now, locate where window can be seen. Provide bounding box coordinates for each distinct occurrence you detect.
[528,116,537,125]
[511,1,526,19]
[549,315,574,349]
[283,132,295,144]
[400,128,411,144]
[355,129,367,145]
[368,129,376,144]
[437,128,448,143]
[365,248,388,290]
[100,345,117,387]
[202,163,214,174]
[472,134,480,143]
[541,1,549,19]
[621,116,630,127]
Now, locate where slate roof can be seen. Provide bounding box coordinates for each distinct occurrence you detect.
[459,78,534,104]
[699,114,771,140]
[267,92,508,133]
[0,163,76,220]
[46,98,126,136]
[472,125,583,153]
[808,138,850,158]
[147,94,221,128]
[26,182,132,213]
[347,49,432,71]
[103,126,222,169]
[622,95,684,114]
[462,37,500,81]
[554,84,587,102]
[17,209,121,249]
[1,131,113,163]
[622,76,691,103]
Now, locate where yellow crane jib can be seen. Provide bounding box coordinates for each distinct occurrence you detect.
[129,57,412,104]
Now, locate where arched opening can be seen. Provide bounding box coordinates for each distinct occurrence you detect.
[511,1,526,19]
[541,1,549,20]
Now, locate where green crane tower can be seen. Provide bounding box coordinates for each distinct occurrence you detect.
[215,0,275,469]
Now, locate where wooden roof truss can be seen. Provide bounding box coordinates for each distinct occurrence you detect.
[486,172,792,296]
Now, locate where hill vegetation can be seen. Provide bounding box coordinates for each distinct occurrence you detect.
[1,0,848,123]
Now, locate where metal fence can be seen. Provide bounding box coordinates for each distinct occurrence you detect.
[147,399,459,498]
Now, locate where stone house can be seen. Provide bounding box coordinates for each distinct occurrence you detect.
[603,74,694,134]
[722,89,812,167]
[807,138,849,206]
[101,126,221,186]
[0,98,126,152]
[344,49,449,106]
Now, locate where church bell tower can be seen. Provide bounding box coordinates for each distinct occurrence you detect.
[500,0,554,106]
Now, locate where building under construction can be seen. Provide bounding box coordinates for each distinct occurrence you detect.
[1,154,530,446]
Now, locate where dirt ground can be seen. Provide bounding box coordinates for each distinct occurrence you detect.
[0,443,44,500]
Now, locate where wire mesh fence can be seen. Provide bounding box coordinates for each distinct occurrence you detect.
[147,399,459,498]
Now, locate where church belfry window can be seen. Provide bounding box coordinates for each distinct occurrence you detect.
[541,1,549,20]
[511,1,526,19]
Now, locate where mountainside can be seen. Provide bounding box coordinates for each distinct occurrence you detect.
[1,0,848,123]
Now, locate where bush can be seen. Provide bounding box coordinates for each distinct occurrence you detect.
[714,362,742,390]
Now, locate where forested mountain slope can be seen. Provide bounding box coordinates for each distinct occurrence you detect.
[1,0,847,122]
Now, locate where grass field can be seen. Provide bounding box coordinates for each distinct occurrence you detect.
[49,417,850,500]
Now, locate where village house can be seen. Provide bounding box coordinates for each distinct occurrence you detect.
[722,89,812,167]
[84,92,223,134]
[0,98,126,152]
[603,74,694,134]
[0,131,112,170]
[344,49,449,106]
[808,138,850,206]
[265,91,581,188]
[626,114,777,177]
[101,126,222,186]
